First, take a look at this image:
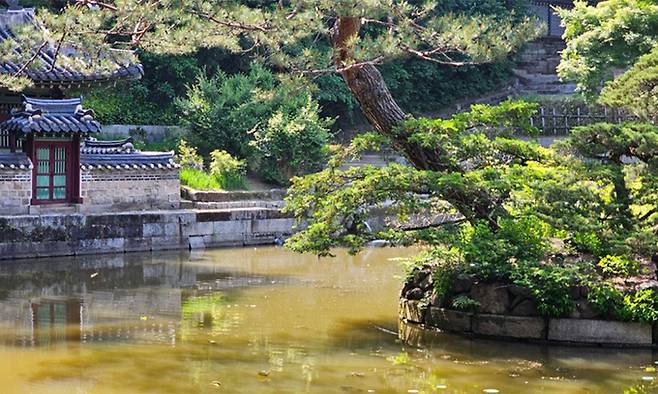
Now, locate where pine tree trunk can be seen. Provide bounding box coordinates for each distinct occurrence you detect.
[331,17,441,171]
[331,16,502,229]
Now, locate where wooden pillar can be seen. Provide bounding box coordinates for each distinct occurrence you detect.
[27,134,36,205]
[70,133,82,203]
[8,133,16,153]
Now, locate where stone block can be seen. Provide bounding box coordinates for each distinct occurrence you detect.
[251,218,294,234]
[162,222,179,237]
[425,307,472,332]
[143,222,165,237]
[473,314,546,339]
[399,299,425,323]
[185,221,214,236]
[151,236,182,250]
[77,237,125,253]
[548,318,652,345]
[124,237,152,253]
[471,282,510,314]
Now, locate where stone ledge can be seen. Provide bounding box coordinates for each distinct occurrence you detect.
[400,299,657,347]
[548,318,652,346]
[400,299,425,324]
[473,314,546,339]
[425,307,472,332]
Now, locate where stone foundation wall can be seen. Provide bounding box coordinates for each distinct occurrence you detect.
[0,169,31,215]
[400,299,657,348]
[0,207,294,260]
[81,169,180,212]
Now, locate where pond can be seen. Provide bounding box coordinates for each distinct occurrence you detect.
[0,247,655,393]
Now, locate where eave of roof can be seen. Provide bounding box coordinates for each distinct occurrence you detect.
[1,96,101,134]
[0,8,143,87]
[0,151,32,170]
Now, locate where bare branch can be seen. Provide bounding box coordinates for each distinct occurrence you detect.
[15,41,48,76]
[48,32,66,72]
[193,11,271,33]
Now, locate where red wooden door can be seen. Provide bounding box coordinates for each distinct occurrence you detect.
[33,141,72,203]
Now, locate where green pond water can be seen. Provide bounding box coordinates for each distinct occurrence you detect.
[0,246,656,393]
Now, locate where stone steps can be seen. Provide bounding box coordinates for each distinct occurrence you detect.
[181,200,285,210]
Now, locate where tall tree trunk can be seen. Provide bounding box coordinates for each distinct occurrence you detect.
[331,17,442,172]
[331,16,503,229]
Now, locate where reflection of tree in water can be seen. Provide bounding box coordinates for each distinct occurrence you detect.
[180,293,237,338]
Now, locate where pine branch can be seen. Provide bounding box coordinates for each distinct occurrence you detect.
[194,11,271,33]
[15,41,48,76]
[48,32,66,72]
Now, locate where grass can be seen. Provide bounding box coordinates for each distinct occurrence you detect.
[180,168,246,191]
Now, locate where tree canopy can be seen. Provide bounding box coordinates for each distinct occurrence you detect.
[557,0,658,99]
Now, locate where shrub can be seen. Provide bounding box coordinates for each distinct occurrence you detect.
[176,140,203,170]
[462,217,550,280]
[452,295,480,312]
[429,247,462,303]
[510,260,582,317]
[251,98,332,185]
[586,282,625,319]
[177,63,332,184]
[622,290,658,323]
[597,255,640,278]
[209,150,246,190]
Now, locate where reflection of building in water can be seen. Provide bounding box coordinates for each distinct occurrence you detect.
[0,251,285,347]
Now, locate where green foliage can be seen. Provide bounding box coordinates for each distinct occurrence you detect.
[177,63,331,184]
[588,285,658,323]
[599,46,658,123]
[597,255,640,278]
[83,52,203,125]
[179,168,222,190]
[557,0,658,97]
[428,248,462,302]
[176,140,203,170]
[451,295,480,312]
[622,289,658,323]
[178,143,246,190]
[251,98,333,185]
[586,282,626,318]
[209,150,247,190]
[509,260,584,317]
[380,59,514,115]
[462,217,550,280]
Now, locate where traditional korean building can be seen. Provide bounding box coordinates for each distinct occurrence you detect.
[0,4,180,215]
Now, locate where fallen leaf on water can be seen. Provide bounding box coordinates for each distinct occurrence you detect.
[258,370,270,377]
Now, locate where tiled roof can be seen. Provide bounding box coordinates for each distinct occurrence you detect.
[0,8,143,87]
[1,96,101,134]
[81,138,179,170]
[0,151,31,170]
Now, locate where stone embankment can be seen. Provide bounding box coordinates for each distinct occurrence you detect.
[0,188,293,260]
[399,268,658,347]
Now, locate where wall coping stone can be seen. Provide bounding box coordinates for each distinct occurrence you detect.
[400,299,657,348]
[182,186,287,203]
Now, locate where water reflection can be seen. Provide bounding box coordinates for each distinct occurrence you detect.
[0,247,656,393]
[0,250,293,348]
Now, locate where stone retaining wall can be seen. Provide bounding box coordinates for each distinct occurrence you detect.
[0,169,31,215]
[80,169,180,212]
[400,299,656,347]
[0,208,294,260]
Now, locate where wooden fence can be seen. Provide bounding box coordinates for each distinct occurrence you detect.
[531,106,636,135]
